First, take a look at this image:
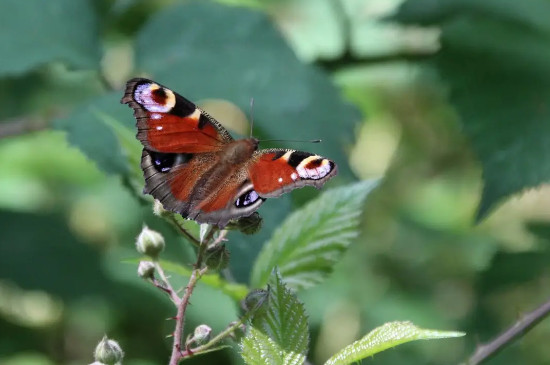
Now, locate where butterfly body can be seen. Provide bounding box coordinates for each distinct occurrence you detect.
[122,78,337,227]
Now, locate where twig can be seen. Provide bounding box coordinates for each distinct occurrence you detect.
[0,118,47,139]
[169,215,201,247]
[463,296,550,365]
[182,313,251,356]
[169,237,209,365]
[153,262,180,305]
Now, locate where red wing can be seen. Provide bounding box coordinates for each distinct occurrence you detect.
[248,149,338,198]
[141,150,210,217]
[142,149,264,227]
[121,78,233,153]
[188,169,265,227]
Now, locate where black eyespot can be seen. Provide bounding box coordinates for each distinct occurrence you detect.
[235,189,261,208]
[150,151,176,173]
[148,151,192,173]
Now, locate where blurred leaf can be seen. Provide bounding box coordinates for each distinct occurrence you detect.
[251,180,378,290]
[394,0,550,220]
[133,1,359,178]
[1,353,55,365]
[241,270,309,365]
[0,0,101,76]
[229,194,293,284]
[324,321,465,365]
[478,250,550,293]
[0,65,104,120]
[54,92,133,175]
[526,221,550,244]
[156,260,249,302]
[0,210,110,299]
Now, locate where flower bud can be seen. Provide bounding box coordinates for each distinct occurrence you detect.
[243,288,270,315]
[136,225,165,259]
[152,200,171,218]
[204,244,230,271]
[192,324,212,345]
[93,336,124,365]
[228,321,246,342]
[226,212,262,235]
[137,260,155,279]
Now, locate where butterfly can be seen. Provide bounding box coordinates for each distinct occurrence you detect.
[121,78,338,227]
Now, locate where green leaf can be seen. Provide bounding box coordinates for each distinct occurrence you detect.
[134,1,359,178]
[251,180,378,290]
[241,270,309,365]
[157,260,249,302]
[0,0,101,75]
[393,0,550,220]
[324,321,465,365]
[54,92,135,176]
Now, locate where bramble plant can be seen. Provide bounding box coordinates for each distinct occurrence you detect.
[4,0,550,364]
[88,180,464,364]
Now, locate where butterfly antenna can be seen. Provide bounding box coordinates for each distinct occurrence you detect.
[258,138,322,144]
[249,97,255,138]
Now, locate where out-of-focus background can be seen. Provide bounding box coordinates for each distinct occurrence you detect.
[1,0,550,364]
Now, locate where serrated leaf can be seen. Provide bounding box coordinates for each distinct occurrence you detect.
[241,270,309,365]
[393,0,550,220]
[134,1,359,178]
[251,180,378,290]
[324,321,465,365]
[241,328,285,365]
[0,0,101,76]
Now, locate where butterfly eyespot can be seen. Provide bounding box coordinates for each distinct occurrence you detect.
[149,151,192,173]
[235,189,261,208]
[150,151,176,173]
[135,83,176,112]
[296,157,333,180]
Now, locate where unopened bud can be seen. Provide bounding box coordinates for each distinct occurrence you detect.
[153,200,171,218]
[204,244,230,271]
[137,260,155,279]
[243,288,270,315]
[93,336,124,365]
[226,212,262,235]
[192,324,212,345]
[228,321,246,342]
[136,225,165,259]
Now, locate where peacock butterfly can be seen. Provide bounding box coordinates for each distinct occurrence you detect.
[121,78,338,227]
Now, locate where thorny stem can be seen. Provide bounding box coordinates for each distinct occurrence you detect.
[153,262,180,305]
[147,225,239,364]
[463,296,550,365]
[169,264,208,365]
[168,228,214,365]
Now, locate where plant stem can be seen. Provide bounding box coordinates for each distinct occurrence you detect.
[153,262,180,305]
[169,215,201,247]
[169,238,209,365]
[182,311,252,357]
[463,296,550,365]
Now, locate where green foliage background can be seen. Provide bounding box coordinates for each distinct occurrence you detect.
[1,0,550,364]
